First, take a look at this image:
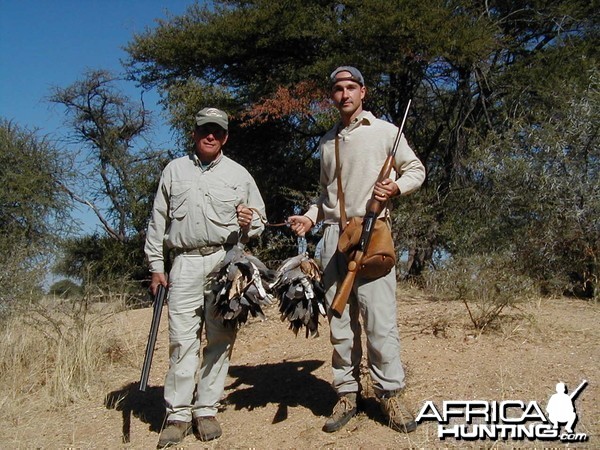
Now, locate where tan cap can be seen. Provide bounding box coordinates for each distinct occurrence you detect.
[195,107,228,130]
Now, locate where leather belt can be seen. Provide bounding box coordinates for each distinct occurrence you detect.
[173,245,223,257]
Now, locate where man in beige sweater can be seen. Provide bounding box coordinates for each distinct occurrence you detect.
[288,67,425,433]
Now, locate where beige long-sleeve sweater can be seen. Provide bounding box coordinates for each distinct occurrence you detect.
[304,110,425,225]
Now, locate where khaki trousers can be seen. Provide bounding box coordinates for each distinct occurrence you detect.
[164,249,236,421]
[317,224,406,396]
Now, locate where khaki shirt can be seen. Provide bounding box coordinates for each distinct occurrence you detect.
[305,110,425,224]
[145,153,266,273]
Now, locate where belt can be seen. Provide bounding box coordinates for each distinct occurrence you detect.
[324,216,389,228]
[173,245,224,257]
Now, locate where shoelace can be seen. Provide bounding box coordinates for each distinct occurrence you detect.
[334,396,355,413]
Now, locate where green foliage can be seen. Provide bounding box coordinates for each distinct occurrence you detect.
[50,70,165,239]
[122,0,599,294]
[0,120,74,244]
[50,70,170,283]
[454,72,600,298]
[0,120,73,315]
[54,234,148,287]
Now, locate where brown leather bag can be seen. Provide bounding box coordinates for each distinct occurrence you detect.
[334,133,396,280]
[337,216,396,279]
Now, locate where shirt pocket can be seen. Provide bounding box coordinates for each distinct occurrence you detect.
[169,181,193,220]
[206,182,245,226]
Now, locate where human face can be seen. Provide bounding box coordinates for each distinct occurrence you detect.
[193,124,228,162]
[331,72,366,124]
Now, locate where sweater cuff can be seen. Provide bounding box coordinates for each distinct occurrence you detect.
[396,179,410,196]
[304,205,319,225]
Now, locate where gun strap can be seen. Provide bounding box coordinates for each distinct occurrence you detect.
[334,132,348,231]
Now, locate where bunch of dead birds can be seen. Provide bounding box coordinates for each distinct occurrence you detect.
[212,247,326,337]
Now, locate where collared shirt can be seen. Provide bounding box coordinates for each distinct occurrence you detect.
[144,153,266,273]
[304,110,426,224]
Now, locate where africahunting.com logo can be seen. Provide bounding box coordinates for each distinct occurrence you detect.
[416,380,589,443]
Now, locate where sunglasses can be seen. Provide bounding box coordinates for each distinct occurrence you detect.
[196,124,227,139]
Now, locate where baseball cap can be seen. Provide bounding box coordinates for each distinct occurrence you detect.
[330,66,364,86]
[195,107,228,131]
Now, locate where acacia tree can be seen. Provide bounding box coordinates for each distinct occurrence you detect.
[0,120,73,313]
[125,0,478,262]
[125,0,598,291]
[453,72,599,297]
[50,70,167,282]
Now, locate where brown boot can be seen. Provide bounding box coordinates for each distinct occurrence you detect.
[322,393,358,433]
[379,391,417,433]
[157,420,192,448]
[194,416,222,441]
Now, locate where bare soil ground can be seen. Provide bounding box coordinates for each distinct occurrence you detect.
[3,287,599,449]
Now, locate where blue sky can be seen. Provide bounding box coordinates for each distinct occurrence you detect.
[1,0,195,231]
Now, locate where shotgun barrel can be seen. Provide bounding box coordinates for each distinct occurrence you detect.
[139,284,167,392]
[569,379,588,400]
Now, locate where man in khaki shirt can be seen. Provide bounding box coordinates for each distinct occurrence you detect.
[145,107,265,447]
[289,67,425,433]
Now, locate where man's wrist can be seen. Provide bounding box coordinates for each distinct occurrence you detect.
[303,215,315,227]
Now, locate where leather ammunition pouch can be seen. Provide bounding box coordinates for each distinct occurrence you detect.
[337,217,396,280]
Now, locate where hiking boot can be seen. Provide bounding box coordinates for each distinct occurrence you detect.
[379,391,417,433]
[323,393,358,433]
[157,420,192,448]
[194,416,222,441]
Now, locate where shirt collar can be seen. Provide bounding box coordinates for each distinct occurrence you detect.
[354,110,374,125]
[193,152,223,172]
[337,110,373,133]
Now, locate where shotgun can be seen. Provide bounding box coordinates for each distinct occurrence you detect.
[569,379,588,400]
[331,100,411,318]
[139,284,167,392]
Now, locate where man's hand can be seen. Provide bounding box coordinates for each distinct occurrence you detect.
[288,215,313,237]
[150,272,168,296]
[236,204,254,231]
[373,178,399,202]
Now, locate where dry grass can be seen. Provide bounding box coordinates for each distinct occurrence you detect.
[0,293,131,422]
[0,284,598,449]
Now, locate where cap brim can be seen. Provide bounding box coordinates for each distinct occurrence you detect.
[331,76,363,86]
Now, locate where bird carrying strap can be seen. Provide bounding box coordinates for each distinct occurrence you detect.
[247,207,288,227]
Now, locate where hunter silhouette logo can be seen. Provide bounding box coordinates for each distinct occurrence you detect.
[415,379,589,443]
[546,380,587,436]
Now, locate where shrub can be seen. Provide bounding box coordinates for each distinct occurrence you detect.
[48,279,82,298]
[425,253,537,332]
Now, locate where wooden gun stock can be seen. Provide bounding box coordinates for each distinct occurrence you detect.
[331,254,362,317]
[330,100,411,318]
[139,284,167,392]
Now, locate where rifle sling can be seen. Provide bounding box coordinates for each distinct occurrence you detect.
[334,132,348,231]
